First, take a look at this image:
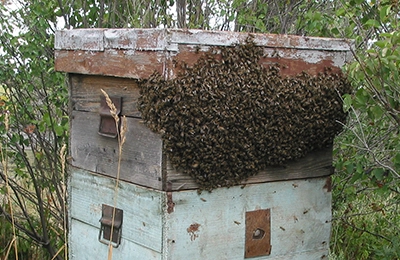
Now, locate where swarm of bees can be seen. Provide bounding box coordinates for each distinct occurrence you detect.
[138,38,351,190]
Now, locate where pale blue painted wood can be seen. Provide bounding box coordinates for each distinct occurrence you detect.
[70,168,331,259]
[69,219,161,259]
[163,178,331,259]
[69,168,164,253]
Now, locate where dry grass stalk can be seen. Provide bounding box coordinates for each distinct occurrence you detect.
[100,89,119,125]
[100,89,128,260]
[51,245,66,260]
[59,143,68,260]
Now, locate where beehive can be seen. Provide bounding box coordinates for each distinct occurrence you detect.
[55,29,352,259]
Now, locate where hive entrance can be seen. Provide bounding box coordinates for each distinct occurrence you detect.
[138,38,351,190]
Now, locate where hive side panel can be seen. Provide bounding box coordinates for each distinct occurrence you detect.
[70,111,163,189]
[164,177,332,259]
[69,220,161,260]
[70,74,141,117]
[69,168,164,254]
[166,146,333,190]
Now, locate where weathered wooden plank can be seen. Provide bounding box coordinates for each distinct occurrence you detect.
[71,106,333,191]
[69,220,161,260]
[69,168,164,254]
[258,49,350,75]
[56,47,349,79]
[166,146,333,191]
[55,29,105,51]
[169,29,351,51]
[163,177,332,259]
[55,49,165,79]
[55,28,167,51]
[69,74,141,117]
[57,50,347,80]
[70,111,163,189]
[69,168,331,259]
[55,28,352,52]
[172,45,348,77]
[104,28,167,50]
[55,29,352,79]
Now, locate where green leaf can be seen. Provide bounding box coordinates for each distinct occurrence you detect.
[336,8,346,17]
[356,163,364,174]
[369,105,384,119]
[354,88,369,107]
[380,5,391,22]
[43,112,51,125]
[345,162,355,174]
[313,12,322,21]
[372,168,385,180]
[331,27,340,36]
[350,170,363,183]
[381,47,389,57]
[343,94,352,111]
[365,19,380,28]
[379,33,393,37]
[374,40,387,48]
[54,125,64,137]
[393,153,400,167]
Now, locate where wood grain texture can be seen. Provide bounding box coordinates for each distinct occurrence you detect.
[71,109,333,191]
[55,29,352,79]
[245,209,272,258]
[168,29,351,51]
[55,49,165,79]
[69,219,161,260]
[55,28,167,51]
[69,168,331,259]
[71,107,332,191]
[69,168,164,255]
[56,47,348,79]
[163,177,332,259]
[55,28,351,52]
[165,146,333,191]
[70,111,163,189]
[70,74,142,117]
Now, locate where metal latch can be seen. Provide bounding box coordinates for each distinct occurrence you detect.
[98,96,122,138]
[99,204,123,248]
[245,208,271,258]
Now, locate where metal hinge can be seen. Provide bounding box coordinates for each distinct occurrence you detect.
[98,96,122,138]
[99,204,123,248]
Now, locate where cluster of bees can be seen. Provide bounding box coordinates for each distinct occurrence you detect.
[138,38,351,190]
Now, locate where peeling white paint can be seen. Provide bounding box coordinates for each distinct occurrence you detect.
[55,28,352,52]
[55,29,104,51]
[55,28,352,79]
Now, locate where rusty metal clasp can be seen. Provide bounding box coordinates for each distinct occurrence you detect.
[98,96,122,138]
[99,204,123,248]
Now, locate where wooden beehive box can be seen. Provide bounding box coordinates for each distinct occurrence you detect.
[55,29,351,259]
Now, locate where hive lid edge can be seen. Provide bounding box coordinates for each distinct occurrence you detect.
[55,28,353,52]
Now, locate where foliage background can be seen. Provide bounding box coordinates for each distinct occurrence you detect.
[0,0,399,259]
